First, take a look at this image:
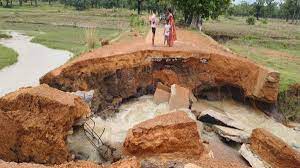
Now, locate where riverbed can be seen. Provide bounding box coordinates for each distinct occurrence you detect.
[0,32,72,96]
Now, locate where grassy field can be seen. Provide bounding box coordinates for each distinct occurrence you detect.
[203,16,300,121]
[0,3,132,57]
[203,16,300,92]
[0,44,18,69]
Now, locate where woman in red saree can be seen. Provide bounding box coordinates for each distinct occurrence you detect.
[167,8,177,47]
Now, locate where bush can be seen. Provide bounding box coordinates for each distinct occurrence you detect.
[0,33,12,39]
[129,15,145,27]
[261,19,268,24]
[246,17,255,25]
[85,27,97,50]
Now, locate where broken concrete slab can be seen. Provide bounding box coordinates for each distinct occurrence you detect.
[169,84,190,110]
[193,99,300,150]
[197,109,247,131]
[213,125,250,143]
[123,112,204,157]
[0,84,91,164]
[250,128,300,168]
[154,83,170,104]
[239,144,271,168]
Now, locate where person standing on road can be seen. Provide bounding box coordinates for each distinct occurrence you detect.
[149,12,158,46]
[167,8,177,47]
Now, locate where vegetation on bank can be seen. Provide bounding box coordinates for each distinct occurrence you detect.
[0,33,12,39]
[0,44,18,69]
[0,4,130,56]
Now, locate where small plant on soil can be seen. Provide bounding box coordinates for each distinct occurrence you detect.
[246,16,256,25]
[85,27,97,50]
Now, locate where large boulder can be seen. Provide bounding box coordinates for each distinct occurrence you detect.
[0,84,91,164]
[250,128,300,168]
[123,112,203,157]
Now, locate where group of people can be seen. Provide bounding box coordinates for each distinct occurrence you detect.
[149,9,176,47]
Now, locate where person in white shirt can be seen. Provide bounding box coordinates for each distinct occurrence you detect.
[149,12,157,46]
[164,19,171,46]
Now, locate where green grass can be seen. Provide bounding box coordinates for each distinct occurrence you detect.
[203,16,300,92]
[0,3,132,56]
[0,44,18,69]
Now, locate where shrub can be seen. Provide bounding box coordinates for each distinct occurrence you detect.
[0,33,12,39]
[261,19,268,24]
[246,17,255,25]
[130,15,145,27]
[85,27,97,50]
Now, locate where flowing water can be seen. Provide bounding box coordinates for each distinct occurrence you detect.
[67,95,195,163]
[0,32,72,96]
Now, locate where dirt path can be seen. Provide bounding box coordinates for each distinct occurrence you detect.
[0,32,72,96]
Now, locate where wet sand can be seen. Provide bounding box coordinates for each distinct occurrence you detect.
[0,32,72,96]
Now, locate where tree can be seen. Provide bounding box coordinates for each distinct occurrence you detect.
[254,0,265,20]
[171,0,231,27]
[281,0,300,23]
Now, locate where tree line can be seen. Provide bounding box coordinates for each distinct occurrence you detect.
[228,0,300,24]
[1,0,299,25]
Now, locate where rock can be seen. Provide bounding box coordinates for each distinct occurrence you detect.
[107,157,141,168]
[184,163,202,168]
[40,29,280,115]
[213,125,250,143]
[250,128,300,168]
[169,84,190,110]
[239,144,270,168]
[153,83,170,104]
[101,40,109,46]
[0,160,103,168]
[197,109,247,130]
[123,112,204,157]
[0,84,91,164]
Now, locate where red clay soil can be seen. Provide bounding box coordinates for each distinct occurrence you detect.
[0,160,103,168]
[40,28,279,115]
[250,128,300,168]
[123,112,204,156]
[0,84,91,164]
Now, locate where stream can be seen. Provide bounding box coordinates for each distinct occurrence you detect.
[0,32,72,96]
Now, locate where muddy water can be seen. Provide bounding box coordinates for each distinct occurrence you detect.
[68,95,195,163]
[0,32,72,96]
[68,96,300,163]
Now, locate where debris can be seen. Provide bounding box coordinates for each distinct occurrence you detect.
[107,157,140,168]
[184,163,202,168]
[101,40,109,46]
[213,125,250,143]
[198,109,247,130]
[239,144,270,168]
[169,84,190,110]
[123,112,204,156]
[72,90,94,106]
[153,82,170,104]
[250,128,300,168]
